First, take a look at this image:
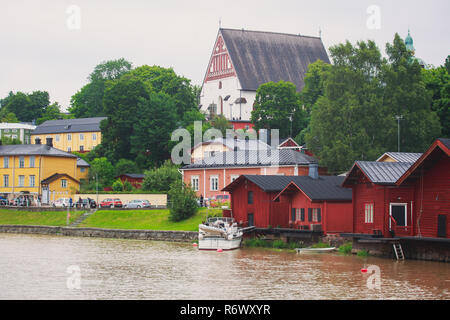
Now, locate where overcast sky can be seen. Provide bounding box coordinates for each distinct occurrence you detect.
[1,0,449,111]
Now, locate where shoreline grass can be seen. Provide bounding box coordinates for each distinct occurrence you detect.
[0,209,85,226]
[78,208,222,231]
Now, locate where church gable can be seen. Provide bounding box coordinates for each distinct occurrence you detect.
[204,33,236,83]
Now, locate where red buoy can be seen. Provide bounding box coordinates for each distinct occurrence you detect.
[217,248,223,252]
[361,268,368,273]
[193,243,198,247]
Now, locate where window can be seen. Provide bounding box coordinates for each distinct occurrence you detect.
[18,175,25,187]
[3,157,9,168]
[219,81,222,89]
[365,203,374,224]
[4,175,9,187]
[312,208,321,222]
[29,175,35,187]
[61,179,67,188]
[191,176,199,191]
[80,133,84,141]
[92,133,97,141]
[55,135,60,142]
[248,191,254,204]
[230,175,239,182]
[68,147,71,152]
[295,208,305,221]
[29,156,35,168]
[210,176,219,191]
[19,156,25,168]
[80,145,84,152]
[67,134,72,141]
[80,167,86,173]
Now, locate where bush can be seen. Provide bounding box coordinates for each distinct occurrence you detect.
[112,179,124,191]
[123,180,133,192]
[357,250,369,257]
[311,241,331,248]
[338,242,353,255]
[168,180,198,222]
[142,160,181,192]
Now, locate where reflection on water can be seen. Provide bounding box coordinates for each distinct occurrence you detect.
[0,233,448,300]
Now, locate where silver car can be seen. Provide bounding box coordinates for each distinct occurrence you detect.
[125,199,151,208]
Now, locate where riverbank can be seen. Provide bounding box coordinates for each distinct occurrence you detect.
[0,209,86,226]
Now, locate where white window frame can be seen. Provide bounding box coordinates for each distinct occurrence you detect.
[92,133,97,141]
[3,157,9,168]
[312,208,320,222]
[230,175,239,182]
[29,175,35,187]
[67,134,72,141]
[61,179,67,188]
[19,156,25,168]
[55,135,60,142]
[4,175,9,187]
[29,156,35,168]
[364,203,374,224]
[210,175,219,191]
[191,175,199,191]
[389,203,408,228]
[80,133,84,141]
[18,175,25,187]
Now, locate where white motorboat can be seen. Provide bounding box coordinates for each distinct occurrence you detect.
[295,247,336,254]
[198,217,243,250]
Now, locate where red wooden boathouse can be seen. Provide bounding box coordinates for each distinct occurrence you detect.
[342,138,450,239]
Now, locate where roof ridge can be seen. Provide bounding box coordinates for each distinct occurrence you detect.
[220,28,322,40]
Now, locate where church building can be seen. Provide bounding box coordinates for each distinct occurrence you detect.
[199,28,330,129]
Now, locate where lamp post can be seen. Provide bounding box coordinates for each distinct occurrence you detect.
[395,115,404,152]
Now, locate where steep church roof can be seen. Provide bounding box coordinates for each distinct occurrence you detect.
[220,28,330,92]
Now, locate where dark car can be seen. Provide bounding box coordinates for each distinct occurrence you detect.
[76,198,97,209]
[0,196,8,206]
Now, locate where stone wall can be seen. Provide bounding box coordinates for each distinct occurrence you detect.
[0,225,197,242]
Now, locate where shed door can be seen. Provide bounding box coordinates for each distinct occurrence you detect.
[248,213,254,227]
[42,186,49,204]
[390,204,407,227]
[437,215,447,238]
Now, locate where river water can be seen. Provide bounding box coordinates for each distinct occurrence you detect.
[0,233,448,300]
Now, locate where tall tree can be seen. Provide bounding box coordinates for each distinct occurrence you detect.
[251,81,307,138]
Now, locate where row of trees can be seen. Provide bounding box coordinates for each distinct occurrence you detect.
[250,33,448,174]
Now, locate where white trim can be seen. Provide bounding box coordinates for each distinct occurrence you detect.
[389,203,408,229]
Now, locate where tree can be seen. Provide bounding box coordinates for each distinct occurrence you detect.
[168,179,198,222]
[88,157,115,188]
[37,102,66,125]
[101,75,151,163]
[0,108,18,123]
[69,58,133,118]
[112,179,124,191]
[210,114,232,136]
[4,92,32,122]
[130,92,177,168]
[251,81,307,138]
[115,158,139,176]
[142,160,181,192]
[304,35,441,174]
[422,64,450,137]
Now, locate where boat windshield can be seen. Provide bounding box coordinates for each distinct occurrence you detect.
[206,217,235,224]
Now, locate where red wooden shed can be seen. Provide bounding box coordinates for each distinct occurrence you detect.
[116,173,145,189]
[342,138,450,239]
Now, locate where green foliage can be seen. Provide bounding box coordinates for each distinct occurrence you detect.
[311,241,332,248]
[112,179,124,191]
[243,238,306,250]
[123,180,133,192]
[357,250,369,257]
[210,114,232,136]
[251,80,307,138]
[36,102,67,125]
[115,158,139,176]
[142,160,181,192]
[1,136,22,145]
[305,34,441,173]
[338,242,353,255]
[168,180,198,222]
[89,157,115,187]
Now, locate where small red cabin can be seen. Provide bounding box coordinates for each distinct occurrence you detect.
[223,174,352,235]
[116,173,145,189]
[342,138,450,239]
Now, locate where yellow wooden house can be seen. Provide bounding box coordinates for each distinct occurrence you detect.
[0,138,82,204]
[31,117,106,153]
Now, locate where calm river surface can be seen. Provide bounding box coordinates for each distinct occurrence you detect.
[0,233,449,300]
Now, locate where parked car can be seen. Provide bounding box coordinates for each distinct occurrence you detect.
[53,198,72,208]
[100,198,123,208]
[0,196,8,206]
[76,198,97,209]
[125,199,151,208]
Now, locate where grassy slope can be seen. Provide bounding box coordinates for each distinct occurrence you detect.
[0,209,85,226]
[78,208,222,231]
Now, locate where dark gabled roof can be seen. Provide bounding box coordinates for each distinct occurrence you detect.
[223,175,351,201]
[350,161,414,185]
[221,28,330,92]
[182,149,318,169]
[41,173,79,185]
[0,144,76,158]
[32,117,107,135]
[438,138,450,149]
[117,173,145,179]
[376,152,423,163]
[77,158,90,167]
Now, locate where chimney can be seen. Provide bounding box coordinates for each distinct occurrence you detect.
[309,163,319,180]
[46,137,53,148]
[35,137,41,145]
